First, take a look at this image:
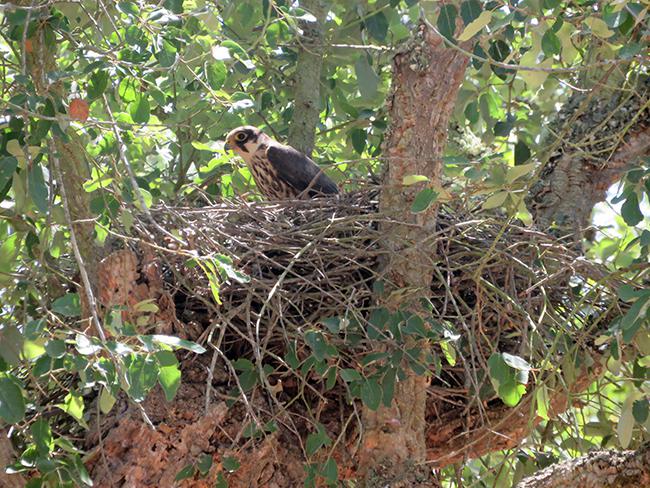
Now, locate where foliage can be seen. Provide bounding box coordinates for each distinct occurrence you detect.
[0,0,648,486]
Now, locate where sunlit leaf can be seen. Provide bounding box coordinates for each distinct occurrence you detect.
[458,11,491,41]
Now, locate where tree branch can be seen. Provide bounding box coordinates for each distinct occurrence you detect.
[516,442,650,488]
[287,0,327,156]
[527,75,649,233]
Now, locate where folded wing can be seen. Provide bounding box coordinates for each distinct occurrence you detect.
[266,144,339,197]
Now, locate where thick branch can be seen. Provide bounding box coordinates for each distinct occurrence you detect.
[517,442,650,488]
[287,0,327,156]
[527,75,649,233]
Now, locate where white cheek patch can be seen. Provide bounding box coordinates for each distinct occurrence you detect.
[243,141,258,154]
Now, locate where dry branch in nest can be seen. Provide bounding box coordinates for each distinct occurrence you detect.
[86,188,621,484]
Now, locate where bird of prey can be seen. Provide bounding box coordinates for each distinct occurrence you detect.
[224,126,339,199]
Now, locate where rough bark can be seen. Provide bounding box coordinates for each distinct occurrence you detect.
[0,434,24,488]
[18,1,100,286]
[287,0,327,156]
[359,23,469,485]
[527,75,649,233]
[517,442,650,488]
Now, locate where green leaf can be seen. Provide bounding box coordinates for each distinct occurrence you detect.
[488,353,510,384]
[464,101,479,124]
[541,29,561,56]
[498,380,526,407]
[164,0,184,14]
[305,424,331,456]
[0,324,23,366]
[232,357,254,371]
[321,317,340,334]
[206,61,227,90]
[360,378,382,410]
[617,398,634,448]
[411,188,438,213]
[197,454,213,476]
[619,43,643,60]
[52,293,81,317]
[125,354,158,402]
[460,0,482,25]
[367,307,389,339]
[618,284,645,302]
[514,140,531,165]
[45,339,66,358]
[365,12,389,41]
[156,38,177,67]
[156,351,181,401]
[28,164,48,214]
[31,418,53,456]
[604,9,631,28]
[23,339,46,360]
[506,163,536,183]
[99,387,116,414]
[118,77,140,102]
[621,192,644,226]
[221,39,248,58]
[222,456,240,472]
[118,1,139,16]
[402,175,429,186]
[215,472,228,488]
[350,128,367,154]
[175,464,196,482]
[535,385,550,420]
[0,157,18,191]
[437,4,458,41]
[489,39,510,61]
[129,97,151,124]
[458,11,491,41]
[382,369,396,407]
[494,119,513,137]
[150,335,207,353]
[0,375,26,423]
[584,17,615,38]
[355,56,379,99]
[58,391,86,426]
[87,70,109,100]
[633,399,649,423]
[482,191,508,210]
[340,368,362,382]
[320,457,338,483]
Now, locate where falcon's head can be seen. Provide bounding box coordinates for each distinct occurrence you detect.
[224,126,265,156]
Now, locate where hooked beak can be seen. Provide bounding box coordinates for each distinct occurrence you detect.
[224,142,232,151]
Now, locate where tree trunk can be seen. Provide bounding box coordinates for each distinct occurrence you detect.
[287,0,327,156]
[18,1,100,287]
[517,442,650,488]
[359,22,469,485]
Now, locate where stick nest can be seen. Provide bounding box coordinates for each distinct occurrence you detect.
[95,187,621,468]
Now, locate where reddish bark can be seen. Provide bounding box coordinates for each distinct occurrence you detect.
[359,22,469,484]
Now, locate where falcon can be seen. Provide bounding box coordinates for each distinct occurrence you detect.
[224,126,339,199]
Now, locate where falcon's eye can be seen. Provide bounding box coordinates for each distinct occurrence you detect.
[235,132,247,142]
